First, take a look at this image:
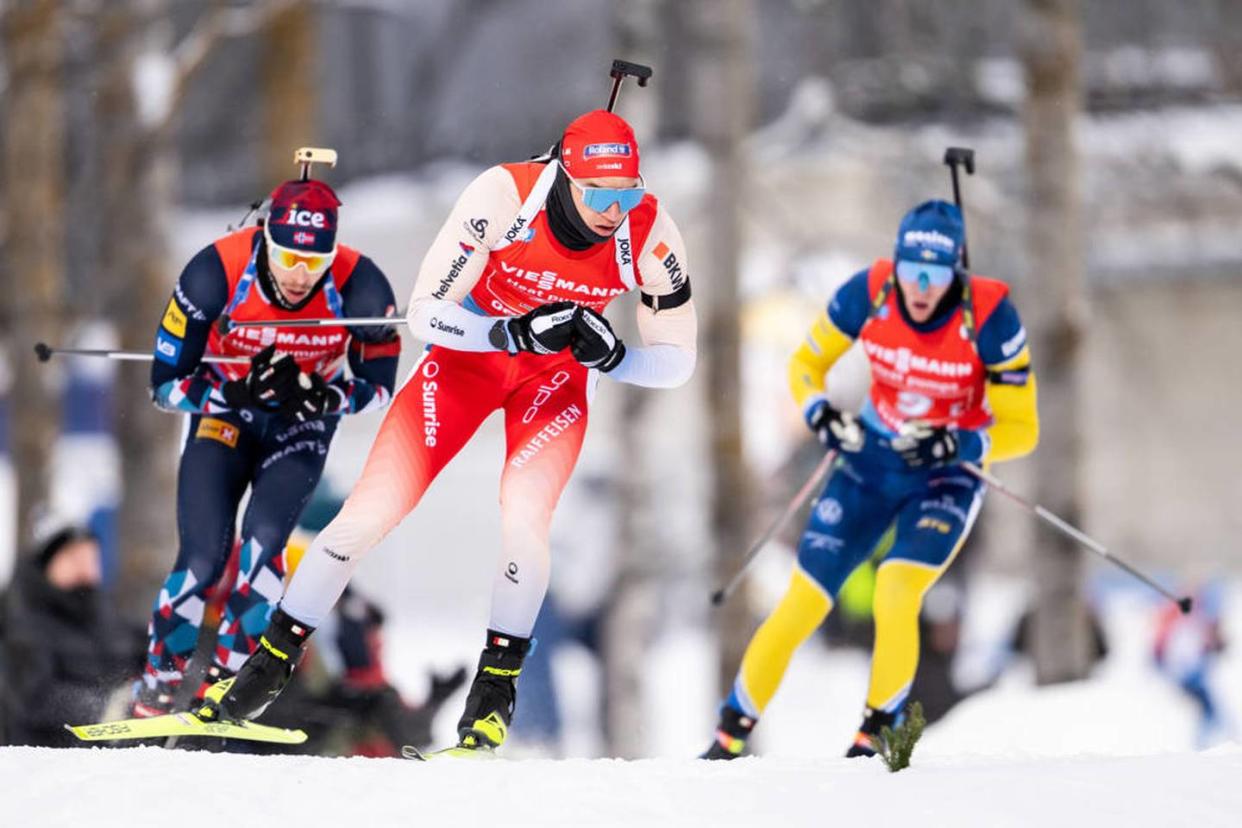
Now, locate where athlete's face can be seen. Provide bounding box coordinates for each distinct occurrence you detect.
[568,174,642,236]
[899,273,953,323]
[268,255,325,304]
[896,259,957,323]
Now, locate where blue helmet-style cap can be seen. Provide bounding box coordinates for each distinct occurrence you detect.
[894,199,965,269]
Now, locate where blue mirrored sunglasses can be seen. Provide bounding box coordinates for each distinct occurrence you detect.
[895,259,956,291]
[564,165,646,214]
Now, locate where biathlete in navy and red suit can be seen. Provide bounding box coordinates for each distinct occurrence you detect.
[131,177,401,717]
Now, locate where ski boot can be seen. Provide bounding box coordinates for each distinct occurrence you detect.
[196,608,314,723]
[451,630,531,754]
[845,706,897,758]
[699,705,756,760]
[190,663,235,709]
[129,677,178,719]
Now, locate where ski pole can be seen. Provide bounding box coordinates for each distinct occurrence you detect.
[711,449,838,607]
[34,342,247,364]
[962,461,1192,613]
[225,316,407,329]
[606,59,653,113]
[943,146,975,269]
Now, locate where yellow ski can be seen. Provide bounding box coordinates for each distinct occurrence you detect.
[401,743,498,761]
[65,712,307,745]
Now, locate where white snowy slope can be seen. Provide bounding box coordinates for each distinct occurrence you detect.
[2,743,1239,828]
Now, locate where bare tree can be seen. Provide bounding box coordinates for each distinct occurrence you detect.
[83,0,300,615]
[85,2,180,617]
[260,0,318,185]
[1,0,66,550]
[601,0,664,760]
[682,0,758,696]
[1021,0,1093,684]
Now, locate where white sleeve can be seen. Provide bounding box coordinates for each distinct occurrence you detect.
[606,206,697,388]
[405,166,519,351]
[606,331,696,388]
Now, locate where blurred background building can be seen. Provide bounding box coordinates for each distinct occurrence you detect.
[0,0,1238,757]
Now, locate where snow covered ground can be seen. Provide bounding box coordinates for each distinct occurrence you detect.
[6,569,1237,825]
[3,740,1239,827]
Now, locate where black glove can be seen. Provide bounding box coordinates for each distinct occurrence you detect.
[281,371,337,422]
[490,301,577,355]
[891,421,959,468]
[570,306,626,372]
[221,344,299,410]
[806,399,864,452]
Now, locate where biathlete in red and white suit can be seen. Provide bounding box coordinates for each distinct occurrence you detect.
[132,178,400,717]
[205,110,698,753]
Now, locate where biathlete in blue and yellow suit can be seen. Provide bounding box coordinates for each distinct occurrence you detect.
[130,176,401,717]
[703,200,1039,759]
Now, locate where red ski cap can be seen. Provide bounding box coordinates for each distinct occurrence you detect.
[560,110,640,179]
[266,179,342,254]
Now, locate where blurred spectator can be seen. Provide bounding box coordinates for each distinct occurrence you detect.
[1153,581,1232,749]
[1,523,144,747]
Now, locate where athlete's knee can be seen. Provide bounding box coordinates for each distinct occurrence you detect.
[768,568,834,636]
[872,560,939,623]
[161,550,227,600]
[325,493,400,552]
[499,493,556,539]
[238,522,291,561]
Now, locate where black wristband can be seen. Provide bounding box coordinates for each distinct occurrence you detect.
[597,340,626,373]
[640,278,692,313]
[489,320,512,352]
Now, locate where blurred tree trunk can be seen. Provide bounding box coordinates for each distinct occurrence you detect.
[261,1,318,185]
[1021,0,1093,684]
[89,1,309,618]
[684,0,758,697]
[0,0,66,550]
[601,0,663,760]
[92,3,180,618]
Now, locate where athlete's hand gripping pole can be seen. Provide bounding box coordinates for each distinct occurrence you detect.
[710,450,838,607]
[962,461,1193,614]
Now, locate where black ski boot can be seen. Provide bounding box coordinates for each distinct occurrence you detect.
[196,608,314,723]
[845,706,897,758]
[699,705,756,760]
[453,630,531,752]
